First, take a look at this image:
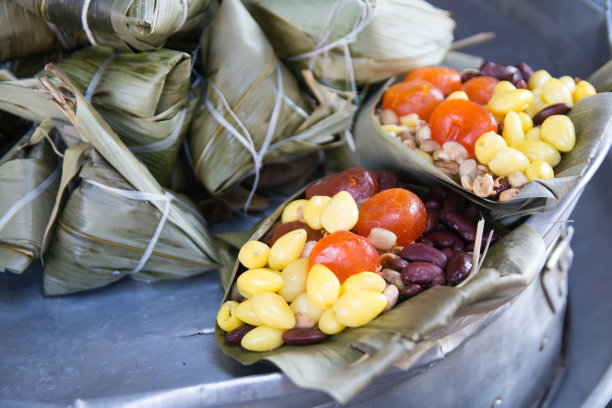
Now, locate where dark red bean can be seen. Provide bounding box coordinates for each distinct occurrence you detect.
[387,257,409,271]
[461,69,480,83]
[225,325,255,344]
[282,328,327,346]
[516,62,535,81]
[400,243,447,268]
[264,221,325,246]
[532,103,572,125]
[425,199,441,210]
[429,186,447,201]
[463,204,479,223]
[441,248,454,259]
[446,251,474,285]
[401,262,446,288]
[515,79,528,89]
[424,206,440,235]
[424,231,465,251]
[441,192,466,223]
[489,177,511,200]
[498,123,504,135]
[375,171,398,191]
[444,212,476,241]
[399,283,423,298]
[305,167,379,202]
[480,61,523,83]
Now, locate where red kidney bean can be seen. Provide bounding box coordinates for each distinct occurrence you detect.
[444,212,476,241]
[424,206,440,235]
[489,177,511,200]
[516,62,535,81]
[441,248,454,259]
[282,328,327,346]
[264,221,325,246]
[429,186,447,201]
[305,167,379,201]
[441,192,466,224]
[375,171,398,191]
[401,243,447,268]
[461,69,480,83]
[497,123,504,135]
[399,283,423,299]
[424,231,465,251]
[225,325,255,344]
[515,79,528,89]
[463,204,479,223]
[401,262,446,287]
[480,61,523,83]
[387,257,409,271]
[532,103,572,125]
[446,251,474,285]
[425,199,440,210]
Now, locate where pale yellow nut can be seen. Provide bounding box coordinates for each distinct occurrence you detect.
[525,160,555,181]
[525,87,547,118]
[366,228,397,251]
[238,240,270,270]
[279,258,309,303]
[251,292,296,330]
[268,229,307,270]
[302,196,331,230]
[525,127,541,141]
[290,292,325,322]
[487,89,533,115]
[332,290,387,327]
[446,90,469,100]
[307,264,340,310]
[416,149,434,164]
[541,78,573,106]
[237,268,283,298]
[528,69,552,90]
[474,131,507,165]
[281,199,307,223]
[517,111,533,133]
[216,301,244,332]
[235,298,263,326]
[502,111,526,146]
[381,124,410,135]
[399,113,419,127]
[340,272,386,296]
[558,76,576,93]
[487,147,530,177]
[511,140,561,167]
[318,308,346,335]
[540,115,576,152]
[241,326,285,352]
[321,191,359,233]
[573,80,597,103]
[493,80,516,96]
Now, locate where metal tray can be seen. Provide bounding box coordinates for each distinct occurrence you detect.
[1,0,611,407]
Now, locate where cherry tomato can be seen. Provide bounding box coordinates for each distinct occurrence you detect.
[355,188,427,246]
[309,231,381,283]
[381,80,444,121]
[305,167,379,202]
[429,99,498,156]
[462,76,499,105]
[404,67,462,96]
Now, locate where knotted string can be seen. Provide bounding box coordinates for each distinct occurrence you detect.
[81,0,97,45]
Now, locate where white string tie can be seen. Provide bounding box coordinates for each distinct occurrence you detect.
[173,0,189,34]
[85,52,120,103]
[82,179,174,275]
[129,108,188,153]
[287,0,379,100]
[81,0,98,46]
[0,165,61,232]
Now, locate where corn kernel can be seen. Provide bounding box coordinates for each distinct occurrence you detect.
[517,111,534,133]
[320,191,359,233]
[511,140,561,167]
[381,124,411,135]
[281,199,307,223]
[502,111,526,146]
[493,80,516,96]
[525,127,541,141]
[487,89,533,115]
[399,113,420,127]
[307,264,340,310]
[332,290,387,327]
[279,258,309,302]
[241,326,285,352]
[216,301,244,332]
[251,292,295,329]
[340,272,386,295]
[290,292,324,322]
[303,196,331,230]
[237,268,283,298]
[542,78,573,106]
[525,160,555,181]
[268,229,307,270]
[318,309,346,335]
[416,149,434,164]
[238,240,270,270]
[235,298,263,326]
[487,147,530,177]
[446,90,469,100]
[540,115,576,152]
[559,76,576,93]
[474,131,507,165]
[528,70,552,90]
[573,80,597,103]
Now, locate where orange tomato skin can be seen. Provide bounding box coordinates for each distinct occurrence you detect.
[355,188,427,247]
[404,67,462,96]
[429,99,498,156]
[309,231,381,283]
[381,80,444,121]
[462,76,499,105]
